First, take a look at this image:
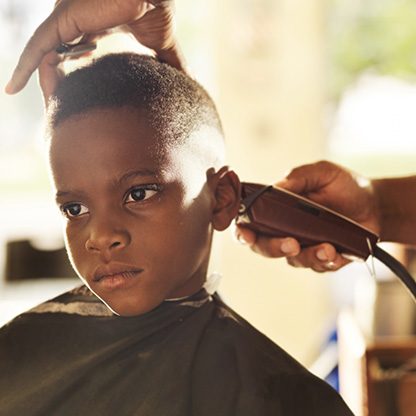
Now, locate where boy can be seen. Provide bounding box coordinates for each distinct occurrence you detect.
[0,53,353,415]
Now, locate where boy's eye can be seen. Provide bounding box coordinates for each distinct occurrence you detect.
[125,185,159,203]
[61,203,89,219]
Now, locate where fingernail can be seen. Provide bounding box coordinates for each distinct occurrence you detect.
[275,178,289,187]
[326,261,336,269]
[316,249,328,261]
[281,239,298,255]
[236,233,248,245]
[5,80,13,94]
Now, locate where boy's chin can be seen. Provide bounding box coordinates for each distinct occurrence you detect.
[98,295,166,317]
[85,278,207,317]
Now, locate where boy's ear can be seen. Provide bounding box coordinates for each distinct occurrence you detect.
[207,166,241,231]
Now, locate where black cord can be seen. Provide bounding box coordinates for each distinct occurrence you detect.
[373,245,416,302]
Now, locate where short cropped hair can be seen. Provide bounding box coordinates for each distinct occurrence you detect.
[47,53,224,151]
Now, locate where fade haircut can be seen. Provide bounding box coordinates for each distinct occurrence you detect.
[47,53,224,161]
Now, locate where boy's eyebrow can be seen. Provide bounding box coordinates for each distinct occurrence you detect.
[55,169,160,201]
[55,189,87,201]
[117,168,160,183]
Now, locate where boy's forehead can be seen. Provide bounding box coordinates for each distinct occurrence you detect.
[49,107,208,182]
[50,107,172,154]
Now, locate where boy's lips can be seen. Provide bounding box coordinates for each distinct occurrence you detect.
[92,264,144,285]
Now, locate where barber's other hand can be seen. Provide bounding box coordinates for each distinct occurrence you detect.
[6,0,181,95]
[235,160,380,272]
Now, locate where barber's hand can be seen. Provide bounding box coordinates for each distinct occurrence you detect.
[6,0,182,96]
[235,160,380,272]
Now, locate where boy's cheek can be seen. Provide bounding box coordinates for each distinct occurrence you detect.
[63,228,87,271]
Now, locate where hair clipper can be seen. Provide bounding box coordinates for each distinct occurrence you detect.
[236,182,416,300]
[237,182,378,259]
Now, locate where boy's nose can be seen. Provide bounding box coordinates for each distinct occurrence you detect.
[85,222,130,255]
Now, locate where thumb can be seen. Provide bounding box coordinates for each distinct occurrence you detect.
[275,177,307,195]
[38,51,64,108]
[275,161,337,197]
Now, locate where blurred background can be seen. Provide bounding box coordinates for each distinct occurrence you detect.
[1,1,416,414]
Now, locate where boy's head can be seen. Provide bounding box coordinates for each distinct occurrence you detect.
[47,53,240,317]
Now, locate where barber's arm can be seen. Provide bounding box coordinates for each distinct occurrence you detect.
[6,0,184,96]
[372,175,416,245]
[236,160,416,272]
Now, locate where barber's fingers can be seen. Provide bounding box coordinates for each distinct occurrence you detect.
[235,225,350,272]
[38,50,65,107]
[286,243,350,272]
[275,160,340,198]
[234,226,257,246]
[251,236,301,258]
[6,15,64,94]
[128,3,175,51]
[5,0,152,94]
[235,226,301,258]
[38,30,105,104]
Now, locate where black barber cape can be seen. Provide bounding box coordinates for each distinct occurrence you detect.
[0,286,353,416]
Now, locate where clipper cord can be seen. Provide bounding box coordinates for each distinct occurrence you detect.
[373,245,416,302]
